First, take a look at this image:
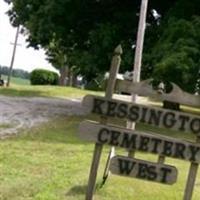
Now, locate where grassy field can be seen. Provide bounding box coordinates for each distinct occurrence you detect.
[0,116,200,200]
[0,77,199,199]
[1,75,30,85]
[0,75,102,98]
[0,84,102,98]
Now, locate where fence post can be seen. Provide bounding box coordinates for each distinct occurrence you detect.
[183,136,200,200]
[85,45,122,200]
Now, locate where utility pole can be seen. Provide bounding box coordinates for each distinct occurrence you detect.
[133,0,149,92]
[7,26,20,87]
[102,0,149,184]
[127,0,149,131]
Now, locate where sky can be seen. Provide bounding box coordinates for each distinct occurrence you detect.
[0,1,58,73]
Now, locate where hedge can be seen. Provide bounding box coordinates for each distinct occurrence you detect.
[30,69,58,85]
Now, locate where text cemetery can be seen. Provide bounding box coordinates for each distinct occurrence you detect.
[79,121,200,163]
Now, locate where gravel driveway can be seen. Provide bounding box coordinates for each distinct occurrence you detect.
[0,96,87,139]
[0,94,149,139]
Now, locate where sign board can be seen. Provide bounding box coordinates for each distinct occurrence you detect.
[115,79,200,108]
[110,156,177,185]
[82,95,200,135]
[78,45,200,200]
[79,120,200,163]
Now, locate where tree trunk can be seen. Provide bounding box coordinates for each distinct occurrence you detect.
[68,69,72,86]
[59,66,69,86]
[68,69,77,87]
[72,73,77,87]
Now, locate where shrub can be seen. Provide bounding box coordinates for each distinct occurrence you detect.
[30,69,58,85]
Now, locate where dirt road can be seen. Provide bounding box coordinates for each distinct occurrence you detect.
[0,96,87,139]
[0,94,150,139]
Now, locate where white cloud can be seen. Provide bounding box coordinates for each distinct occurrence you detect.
[0,1,58,73]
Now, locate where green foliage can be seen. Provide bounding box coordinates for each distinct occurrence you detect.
[3,0,155,79]
[5,0,200,92]
[144,17,200,93]
[30,69,58,85]
[167,0,200,20]
[0,65,30,79]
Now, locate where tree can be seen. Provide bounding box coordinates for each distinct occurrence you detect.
[45,39,69,86]
[6,0,199,93]
[4,0,139,79]
[143,0,200,93]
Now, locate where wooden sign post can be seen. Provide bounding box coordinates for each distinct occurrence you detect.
[78,78,200,199]
[85,45,122,200]
[77,0,199,198]
[101,0,150,185]
[115,78,200,200]
[183,136,200,200]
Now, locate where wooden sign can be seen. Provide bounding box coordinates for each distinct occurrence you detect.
[116,79,200,108]
[110,156,177,185]
[82,95,200,135]
[78,44,200,199]
[79,120,200,163]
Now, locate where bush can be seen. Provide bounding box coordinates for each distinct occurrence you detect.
[30,69,58,85]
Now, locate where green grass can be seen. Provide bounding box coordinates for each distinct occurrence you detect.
[0,124,13,129]
[0,84,102,98]
[0,75,102,98]
[1,116,200,200]
[1,75,30,85]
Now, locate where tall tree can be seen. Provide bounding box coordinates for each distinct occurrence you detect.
[6,0,199,93]
[143,0,200,93]
[5,0,140,79]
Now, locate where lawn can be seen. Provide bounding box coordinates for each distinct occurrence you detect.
[0,79,199,199]
[0,75,102,98]
[1,75,30,85]
[0,84,102,98]
[0,116,200,200]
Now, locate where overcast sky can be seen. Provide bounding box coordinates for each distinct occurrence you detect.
[0,1,58,73]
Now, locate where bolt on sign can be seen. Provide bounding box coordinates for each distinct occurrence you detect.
[77,46,200,200]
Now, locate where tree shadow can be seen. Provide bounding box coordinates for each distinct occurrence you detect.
[66,185,87,196]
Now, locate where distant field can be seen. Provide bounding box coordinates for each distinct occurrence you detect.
[0,74,103,98]
[0,83,102,98]
[1,75,30,85]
